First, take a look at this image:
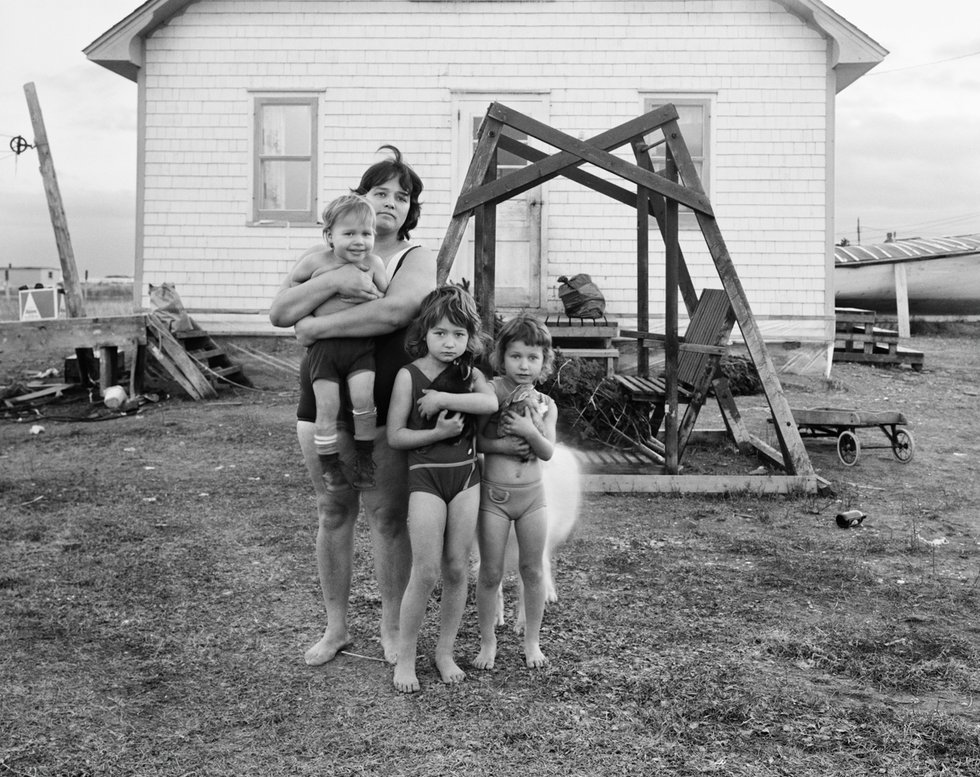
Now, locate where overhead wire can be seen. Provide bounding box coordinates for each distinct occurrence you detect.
[865,49,980,76]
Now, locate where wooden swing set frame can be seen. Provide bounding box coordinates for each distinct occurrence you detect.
[435,102,819,494]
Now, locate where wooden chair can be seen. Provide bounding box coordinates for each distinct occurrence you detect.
[616,288,737,461]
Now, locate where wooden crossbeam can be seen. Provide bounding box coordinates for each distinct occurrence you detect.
[456,103,713,218]
[453,103,698,216]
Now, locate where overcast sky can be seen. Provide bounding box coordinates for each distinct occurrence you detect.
[1,0,978,279]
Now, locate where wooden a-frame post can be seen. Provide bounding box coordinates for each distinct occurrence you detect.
[436,102,814,480]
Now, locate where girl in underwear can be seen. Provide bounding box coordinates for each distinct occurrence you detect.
[473,313,558,671]
[386,285,498,693]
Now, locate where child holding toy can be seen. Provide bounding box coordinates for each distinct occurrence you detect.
[386,285,498,692]
[473,313,558,670]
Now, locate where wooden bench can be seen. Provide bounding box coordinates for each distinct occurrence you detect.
[546,319,619,376]
[616,288,737,460]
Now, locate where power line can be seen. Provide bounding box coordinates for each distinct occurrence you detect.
[866,49,980,76]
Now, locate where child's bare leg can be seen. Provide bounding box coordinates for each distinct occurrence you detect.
[473,508,511,670]
[393,493,446,693]
[312,378,341,451]
[434,486,479,684]
[347,371,378,489]
[515,507,549,668]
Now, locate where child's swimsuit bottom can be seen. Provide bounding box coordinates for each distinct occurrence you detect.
[479,478,547,522]
[408,457,480,503]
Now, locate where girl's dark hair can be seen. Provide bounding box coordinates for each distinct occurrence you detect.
[491,313,556,382]
[354,145,423,241]
[405,285,487,359]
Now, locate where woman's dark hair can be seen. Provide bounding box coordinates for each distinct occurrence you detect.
[354,145,423,241]
[405,285,486,359]
[491,313,556,383]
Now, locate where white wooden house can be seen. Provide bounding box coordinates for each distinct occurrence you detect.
[85,0,885,358]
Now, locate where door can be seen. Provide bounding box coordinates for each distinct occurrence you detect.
[453,95,547,309]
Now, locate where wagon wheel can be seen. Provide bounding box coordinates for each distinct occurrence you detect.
[837,430,860,466]
[892,428,915,463]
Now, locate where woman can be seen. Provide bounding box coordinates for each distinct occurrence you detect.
[269,146,436,666]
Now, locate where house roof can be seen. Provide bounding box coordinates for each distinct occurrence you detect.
[84,0,886,90]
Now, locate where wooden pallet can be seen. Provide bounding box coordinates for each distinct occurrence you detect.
[834,308,924,371]
[546,318,619,376]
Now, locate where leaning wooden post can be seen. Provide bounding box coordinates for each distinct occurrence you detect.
[632,140,651,379]
[23,82,85,318]
[663,147,680,474]
[474,152,498,337]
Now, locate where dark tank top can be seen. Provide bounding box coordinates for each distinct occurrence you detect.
[371,245,419,425]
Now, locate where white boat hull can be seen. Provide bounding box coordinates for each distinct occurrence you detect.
[835,253,980,316]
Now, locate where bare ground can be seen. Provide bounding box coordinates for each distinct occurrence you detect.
[1,326,978,775]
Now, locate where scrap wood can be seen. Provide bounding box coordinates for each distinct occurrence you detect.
[3,383,75,407]
[145,341,204,400]
[146,315,218,400]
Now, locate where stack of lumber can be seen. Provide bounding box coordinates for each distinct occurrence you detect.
[834,308,923,371]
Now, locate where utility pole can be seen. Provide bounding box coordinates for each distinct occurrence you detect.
[23,81,86,317]
[857,217,861,245]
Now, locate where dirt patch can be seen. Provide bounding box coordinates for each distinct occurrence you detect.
[2,328,978,775]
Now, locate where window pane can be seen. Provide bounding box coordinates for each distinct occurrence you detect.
[644,101,705,163]
[675,105,703,157]
[261,160,311,210]
[262,104,311,155]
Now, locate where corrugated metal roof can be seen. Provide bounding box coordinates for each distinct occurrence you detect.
[835,234,980,264]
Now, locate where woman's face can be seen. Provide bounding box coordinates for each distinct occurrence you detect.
[364,176,410,237]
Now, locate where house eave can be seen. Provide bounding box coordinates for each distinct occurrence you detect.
[83,0,198,82]
[774,0,888,91]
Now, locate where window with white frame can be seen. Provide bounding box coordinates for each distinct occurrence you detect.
[642,96,711,230]
[253,96,318,223]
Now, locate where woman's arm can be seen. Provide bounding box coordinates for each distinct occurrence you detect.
[416,368,498,419]
[294,246,435,346]
[387,368,466,450]
[501,396,558,461]
[269,245,382,328]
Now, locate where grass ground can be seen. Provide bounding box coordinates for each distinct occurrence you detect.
[1,326,978,775]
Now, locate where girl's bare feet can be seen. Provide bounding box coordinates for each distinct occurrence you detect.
[436,651,466,684]
[525,643,549,669]
[393,659,420,693]
[472,639,497,670]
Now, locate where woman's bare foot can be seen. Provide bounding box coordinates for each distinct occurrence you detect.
[472,640,497,670]
[393,659,420,693]
[435,652,466,684]
[525,643,549,669]
[304,627,351,666]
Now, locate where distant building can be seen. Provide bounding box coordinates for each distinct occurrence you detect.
[2,265,60,290]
